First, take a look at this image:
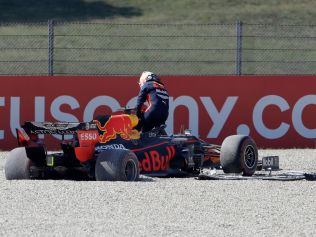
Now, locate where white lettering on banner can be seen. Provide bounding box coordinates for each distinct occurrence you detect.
[35,97,45,139]
[51,96,79,140]
[10,97,20,138]
[83,96,121,122]
[237,124,250,135]
[51,96,79,122]
[253,95,290,139]
[4,94,316,142]
[0,97,4,139]
[201,96,238,138]
[292,95,316,138]
[166,96,199,136]
[126,97,138,110]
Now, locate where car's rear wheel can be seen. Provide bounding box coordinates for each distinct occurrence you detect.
[220,135,258,176]
[5,147,32,180]
[95,149,140,181]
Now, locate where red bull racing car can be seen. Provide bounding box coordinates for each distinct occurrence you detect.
[5,110,260,181]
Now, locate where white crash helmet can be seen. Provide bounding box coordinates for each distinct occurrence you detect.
[138,71,159,87]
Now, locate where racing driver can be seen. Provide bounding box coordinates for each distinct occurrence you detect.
[135,71,169,132]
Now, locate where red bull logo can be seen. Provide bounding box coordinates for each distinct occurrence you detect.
[139,145,176,172]
[94,114,140,143]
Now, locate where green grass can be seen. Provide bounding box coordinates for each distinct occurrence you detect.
[1,0,316,25]
[1,0,316,75]
[107,0,316,25]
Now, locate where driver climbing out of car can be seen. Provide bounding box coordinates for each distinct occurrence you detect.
[135,71,169,132]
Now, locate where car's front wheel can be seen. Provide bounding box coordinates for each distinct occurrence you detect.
[220,135,258,176]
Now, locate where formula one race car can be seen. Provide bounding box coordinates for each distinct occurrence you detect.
[5,109,260,181]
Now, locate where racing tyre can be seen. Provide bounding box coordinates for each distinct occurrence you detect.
[5,147,32,180]
[95,149,140,181]
[220,135,258,176]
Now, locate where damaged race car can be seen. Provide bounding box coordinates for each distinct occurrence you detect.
[5,109,260,181]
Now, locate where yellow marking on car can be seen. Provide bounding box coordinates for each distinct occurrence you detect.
[47,155,54,167]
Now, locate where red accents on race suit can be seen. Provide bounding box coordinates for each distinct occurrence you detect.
[145,94,152,112]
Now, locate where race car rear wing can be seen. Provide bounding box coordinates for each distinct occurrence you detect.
[21,121,97,135]
[16,121,98,146]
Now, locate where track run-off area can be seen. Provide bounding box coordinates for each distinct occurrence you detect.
[1,149,316,236]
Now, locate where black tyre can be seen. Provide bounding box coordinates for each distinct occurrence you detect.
[95,149,140,181]
[220,135,258,176]
[5,147,32,180]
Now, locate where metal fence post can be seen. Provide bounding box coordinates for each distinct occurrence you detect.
[48,20,54,76]
[235,20,243,75]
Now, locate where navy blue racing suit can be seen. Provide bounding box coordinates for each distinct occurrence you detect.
[136,79,169,132]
